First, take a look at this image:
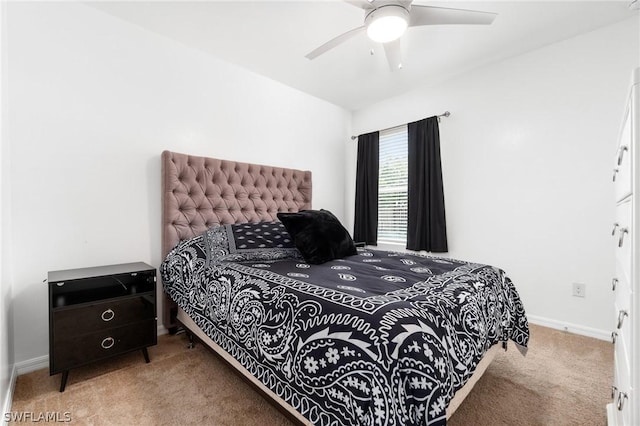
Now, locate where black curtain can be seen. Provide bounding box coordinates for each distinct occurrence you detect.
[353,131,379,245]
[407,117,448,252]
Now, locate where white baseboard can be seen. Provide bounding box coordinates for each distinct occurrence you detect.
[2,364,17,426]
[15,355,47,376]
[527,314,611,341]
[606,403,617,426]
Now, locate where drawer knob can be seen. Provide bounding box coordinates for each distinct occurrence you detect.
[612,223,619,236]
[612,278,618,291]
[611,331,617,344]
[101,309,115,322]
[617,310,628,329]
[101,337,115,349]
[613,168,618,182]
[617,391,628,411]
[618,228,629,248]
[617,145,628,166]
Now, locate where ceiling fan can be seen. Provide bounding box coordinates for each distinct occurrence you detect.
[305,0,497,71]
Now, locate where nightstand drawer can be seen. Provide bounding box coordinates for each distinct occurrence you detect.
[53,295,155,337]
[51,319,156,373]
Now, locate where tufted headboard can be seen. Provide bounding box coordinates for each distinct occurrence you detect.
[161,150,312,328]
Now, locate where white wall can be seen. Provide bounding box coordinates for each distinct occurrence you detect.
[4,2,636,370]
[5,2,350,364]
[1,0,15,417]
[349,17,640,337]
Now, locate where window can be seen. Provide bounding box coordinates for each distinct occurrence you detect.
[377,125,408,244]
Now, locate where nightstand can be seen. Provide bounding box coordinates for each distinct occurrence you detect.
[48,262,157,392]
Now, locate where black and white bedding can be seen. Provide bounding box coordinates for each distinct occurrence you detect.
[161,222,529,426]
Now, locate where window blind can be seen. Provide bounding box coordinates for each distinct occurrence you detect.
[377,125,408,243]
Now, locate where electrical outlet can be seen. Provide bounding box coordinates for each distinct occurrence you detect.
[572,283,586,297]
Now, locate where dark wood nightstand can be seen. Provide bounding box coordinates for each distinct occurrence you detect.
[48,262,157,392]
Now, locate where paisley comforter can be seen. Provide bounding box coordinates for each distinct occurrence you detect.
[161,222,529,426]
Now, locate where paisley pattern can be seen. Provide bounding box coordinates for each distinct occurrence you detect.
[161,224,529,426]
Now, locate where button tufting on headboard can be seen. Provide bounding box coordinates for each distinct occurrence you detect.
[161,150,312,258]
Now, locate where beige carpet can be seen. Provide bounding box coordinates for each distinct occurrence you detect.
[10,324,612,425]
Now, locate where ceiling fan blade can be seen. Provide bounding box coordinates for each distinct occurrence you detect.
[305,26,366,60]
[409,5,497,27]
[383,39,403,72]
[343,0,375,10]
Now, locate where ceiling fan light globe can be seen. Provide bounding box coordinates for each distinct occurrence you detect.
[365,5,409,43]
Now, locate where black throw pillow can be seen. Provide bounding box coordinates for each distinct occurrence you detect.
[277,209,357,264]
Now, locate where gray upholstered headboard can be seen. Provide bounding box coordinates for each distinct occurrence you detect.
[160,150,312,328]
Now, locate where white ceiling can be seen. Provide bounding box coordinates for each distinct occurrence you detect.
[89,1,636,111]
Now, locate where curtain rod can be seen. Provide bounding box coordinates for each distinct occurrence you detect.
[350,111,450,140]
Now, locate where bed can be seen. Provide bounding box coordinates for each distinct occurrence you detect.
[159,150,529,426]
